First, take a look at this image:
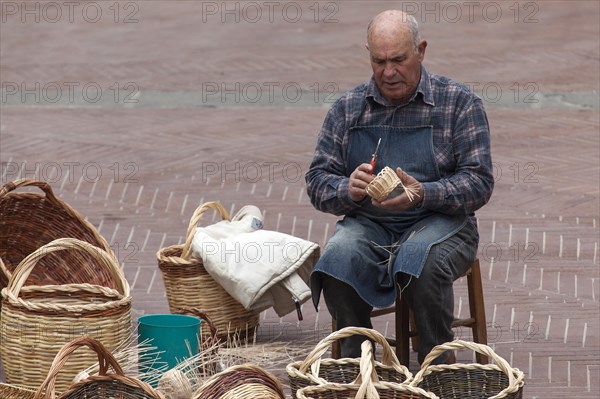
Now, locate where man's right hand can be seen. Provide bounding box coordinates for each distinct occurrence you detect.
[348,163,375,202]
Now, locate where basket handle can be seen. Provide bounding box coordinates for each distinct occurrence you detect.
[353,340,381,399]
[175,308,220,342]
[0,178,60,203]
[33,336,164,399]
[5,237,130,299]
[297,327,406,378]
[410,340,525,399]
[181,201,230,260]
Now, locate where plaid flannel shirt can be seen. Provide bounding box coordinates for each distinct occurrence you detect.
[305,65,494,217]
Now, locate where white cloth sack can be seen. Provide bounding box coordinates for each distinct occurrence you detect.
[192,205,319,318]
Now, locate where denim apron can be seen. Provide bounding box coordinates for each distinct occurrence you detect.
[311,104,468,308]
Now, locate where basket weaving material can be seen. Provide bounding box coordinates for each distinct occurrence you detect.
[297,341,438,399]
[0,238,132,392]
[366,166,403,201]
[33,336,165,399]
[0,179,115,290]
[193,364,285,399]
[157,201,259,342]
[409,340,525,399]
[286,326,412,399]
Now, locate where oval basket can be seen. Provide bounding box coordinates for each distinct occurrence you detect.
[286,326,413,399]
[366,166,403,201]
[33,336,165,399]
[0,179,115,290]
[193,364,285,399]
[297,340,438,399]
[409,340,525,399]
[0,238,132,392]
[157,201,259,343]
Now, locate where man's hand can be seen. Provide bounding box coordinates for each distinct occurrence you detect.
[372,167,424,211]
[349,163,375,202]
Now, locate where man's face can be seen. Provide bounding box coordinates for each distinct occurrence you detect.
[368,32,426,105]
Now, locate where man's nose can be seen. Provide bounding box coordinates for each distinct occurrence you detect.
[383,62,396,77]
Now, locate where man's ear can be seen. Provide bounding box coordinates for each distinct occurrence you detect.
[417,40,427,61]
[365,43,370,52]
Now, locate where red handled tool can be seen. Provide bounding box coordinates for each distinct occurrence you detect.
[368,138,382,175]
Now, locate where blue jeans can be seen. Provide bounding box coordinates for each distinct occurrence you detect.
[321,218,478,364]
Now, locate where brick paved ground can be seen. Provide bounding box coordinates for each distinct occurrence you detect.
[1,1,599,398]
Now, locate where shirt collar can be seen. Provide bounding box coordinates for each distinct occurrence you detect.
[366,65,435,107]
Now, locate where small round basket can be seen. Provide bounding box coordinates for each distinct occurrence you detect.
[366,166,403,201]
[157,201,259,343]
[193,364,285,399]
[33,336,165,399]
[297,340,438,399]
[286,327,412,399]
[0,238,132,392]
[0,179,115,290]
[409,340,525,399]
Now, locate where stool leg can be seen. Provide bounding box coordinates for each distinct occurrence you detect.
[397,291,410,367]
[331,319,341,359]
[468,259,489,364]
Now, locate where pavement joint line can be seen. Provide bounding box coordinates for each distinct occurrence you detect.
[1,90,598,109]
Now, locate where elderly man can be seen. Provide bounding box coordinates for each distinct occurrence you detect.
[305,10,494,364]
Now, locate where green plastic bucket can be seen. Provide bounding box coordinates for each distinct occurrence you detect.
[138,314,201,386]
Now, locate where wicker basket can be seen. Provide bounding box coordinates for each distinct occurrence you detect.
[193,364,285,399]
[32,336,165,399]
[0,179,115,290]
[297,340,438,399]
[366,166,403,201]
[286,326,412,399]
[409,340,525,399]
[0,238,132,392]
[0,384,37,399]
[157,201,259,343]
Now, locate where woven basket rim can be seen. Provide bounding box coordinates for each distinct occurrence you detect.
[1,284,131,313]
[297,380,439,399]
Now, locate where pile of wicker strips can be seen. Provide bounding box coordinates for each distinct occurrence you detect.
[157,201,259,343]
[0,238,132,392]
[409,340,525,399]
[286,326,412,398]
[33,336,165,399]
[193,364,285,399]
[297,340,438,399]
[0,179,116,291]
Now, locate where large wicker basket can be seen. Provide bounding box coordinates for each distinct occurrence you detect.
[193,364,285,399]
[286,327,412,399]
[0,179,115,290]
[297,340,438,399]
[409,340,525,399]
[33,336,165,399]
[0,238,132,392]
[157,201,259,343]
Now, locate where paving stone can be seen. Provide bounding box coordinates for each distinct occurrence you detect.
[1,1,598,397]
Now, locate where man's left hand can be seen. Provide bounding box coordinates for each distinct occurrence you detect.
[372,167,424,211]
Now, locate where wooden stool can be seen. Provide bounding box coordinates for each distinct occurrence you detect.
[331,259,488,366]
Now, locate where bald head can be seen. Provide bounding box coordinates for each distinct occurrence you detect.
[367,10,420,54]
[365,10,426,105]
